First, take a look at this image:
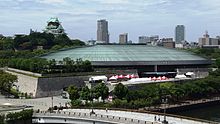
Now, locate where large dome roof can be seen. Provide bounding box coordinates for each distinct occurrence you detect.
[41,45,211,66]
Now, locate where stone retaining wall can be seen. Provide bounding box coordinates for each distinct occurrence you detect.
[6,69,90,98]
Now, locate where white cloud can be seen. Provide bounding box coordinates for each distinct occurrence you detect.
[38,0,66,4]
[0,0,220,42]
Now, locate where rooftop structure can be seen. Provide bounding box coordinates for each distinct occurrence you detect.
[44,17,65,36]
[41,45,211,73]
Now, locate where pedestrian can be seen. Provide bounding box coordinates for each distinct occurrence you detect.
[106,108,108,112]
[158,116,160,122]
[154,115,157,121]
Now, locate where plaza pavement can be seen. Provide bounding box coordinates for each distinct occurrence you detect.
[0,96,70,111]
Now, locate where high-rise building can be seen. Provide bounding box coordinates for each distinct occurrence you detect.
[119,33,128,44]
[138,35,159,45]
[175,25,185,43]
[161,38,175,48]
[44,17,65,36]
[139,36,148,44]
[198,31,219,47]
[97,19,109,43]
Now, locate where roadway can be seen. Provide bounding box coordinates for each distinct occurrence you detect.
[0,96,70,111]
[33,109,212,124]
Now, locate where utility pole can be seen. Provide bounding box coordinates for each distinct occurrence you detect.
[51,96,53,112]
[162,97,168,124]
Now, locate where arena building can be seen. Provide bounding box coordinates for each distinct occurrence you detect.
[42,45,212,77]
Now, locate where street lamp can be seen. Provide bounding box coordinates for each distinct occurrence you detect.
[90,92,95,115]
[162,97,168,124]
[51,96,54,113]
[90,78,95,115]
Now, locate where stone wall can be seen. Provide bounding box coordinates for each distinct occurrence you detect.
[6,69,90,98]
[35,76,89,98]
[6,71,38,97]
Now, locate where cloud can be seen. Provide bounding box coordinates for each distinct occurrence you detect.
[0,0,220,42]
[38,0,66,4]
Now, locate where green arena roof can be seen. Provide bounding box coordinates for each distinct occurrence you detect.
[41,45,211,66]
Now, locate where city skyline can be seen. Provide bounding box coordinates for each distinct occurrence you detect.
[0,0,220,42]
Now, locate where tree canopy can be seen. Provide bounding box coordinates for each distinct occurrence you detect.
[113,83,128,100]
[0,33,85,51]
[67,85,80,101]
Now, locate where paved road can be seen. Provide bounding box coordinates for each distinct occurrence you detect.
[61,109,211,124]
[0,96,70,110]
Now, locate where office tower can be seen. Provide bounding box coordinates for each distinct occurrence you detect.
[139,35,159,45]
[97,19,109,43]
[161,38,175,48]
[119,33,128,44]
[175,25,185,43]
[198,31,219,47]
[139,36,148,44]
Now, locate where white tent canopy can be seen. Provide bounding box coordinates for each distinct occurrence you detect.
[185,72,195,76]
[89,76,108,83]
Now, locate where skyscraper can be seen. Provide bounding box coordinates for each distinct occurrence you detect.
[119,33,128,44]
[97,19,109,43]
[175,25,185,43]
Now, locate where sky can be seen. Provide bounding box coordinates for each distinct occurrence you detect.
[0,0,220,43]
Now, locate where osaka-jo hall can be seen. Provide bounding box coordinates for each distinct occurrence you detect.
[42,45,211,77]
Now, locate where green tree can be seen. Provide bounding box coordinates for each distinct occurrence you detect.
[93,83,109,102]
[0,71,17,92]
[54,34,71,46]
[0,37,14,50]
[67,85,79,101]
[113,83,128,100]
[71,39,85,46]
[79,86,90,102]
[215,57,220,68]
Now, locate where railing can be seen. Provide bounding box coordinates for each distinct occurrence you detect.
[59,108,219,124]
[33,111,159,124]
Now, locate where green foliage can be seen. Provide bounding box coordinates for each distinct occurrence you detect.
[0,71,17,93]
[71,99,82,107]
[68,85,80,101]
[113,83,128,99]
[93,83,109,102]
[0,37,14,50]
[215,57,220,68]
[0,114,5,124]
[110,69,220,109]
[79,86,91,102]
[6,109,33,121]
[46,57,93,74]
[14,32,55,50]
[51,45,62,50]
[54,34,71,46]
[9,32,85,50]
[0,57,93,74]
[71,39,85,46]
[187,48,220,67]
[112,99,128,108]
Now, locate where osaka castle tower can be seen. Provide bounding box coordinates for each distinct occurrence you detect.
[44,17,65,35]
